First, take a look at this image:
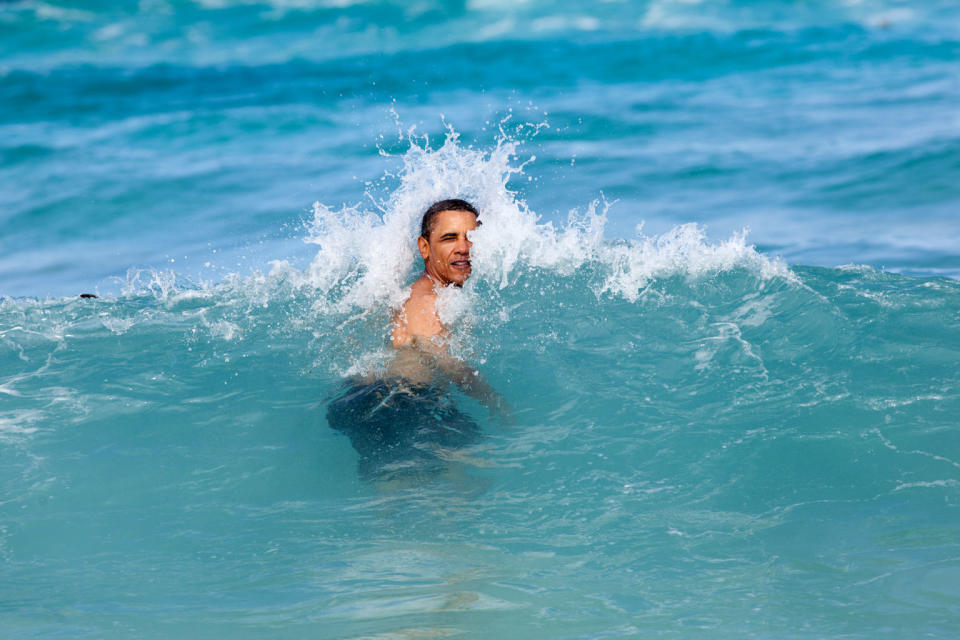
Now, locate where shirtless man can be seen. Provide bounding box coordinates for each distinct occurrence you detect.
[326,199,507,480]
[392,198,477,348]
[390,199,507,414]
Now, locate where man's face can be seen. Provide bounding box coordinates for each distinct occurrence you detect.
[418,209,477,287]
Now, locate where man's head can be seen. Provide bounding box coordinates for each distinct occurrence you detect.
[418,199,479,287]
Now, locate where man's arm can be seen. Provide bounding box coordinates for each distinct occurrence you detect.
[407,333,512,418]
[391,281,512,419]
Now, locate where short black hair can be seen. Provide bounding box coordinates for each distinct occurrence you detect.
[420,199,479,239]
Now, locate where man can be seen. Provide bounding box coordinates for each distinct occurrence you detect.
[388,198,505,409]
[392,198,479,348]
[326,198,508,482]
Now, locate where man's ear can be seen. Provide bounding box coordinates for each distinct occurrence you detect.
[417,236,430,261]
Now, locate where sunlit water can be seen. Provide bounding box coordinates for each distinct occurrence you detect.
[3,0,960,638]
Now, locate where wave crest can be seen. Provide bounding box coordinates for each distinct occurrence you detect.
[285,127,791,314]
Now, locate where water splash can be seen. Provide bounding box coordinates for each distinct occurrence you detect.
[283,126,790,313]
[2,126,793,378]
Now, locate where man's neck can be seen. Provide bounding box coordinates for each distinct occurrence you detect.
[422,270,444,289]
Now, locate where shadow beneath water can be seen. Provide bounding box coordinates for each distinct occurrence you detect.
[326,378,483,484]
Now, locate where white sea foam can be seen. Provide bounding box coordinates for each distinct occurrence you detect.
[100,316,135,335]
[120,267,180,301]
[29,2,95,23]
[285,127,792,317]
[1,126,792,382]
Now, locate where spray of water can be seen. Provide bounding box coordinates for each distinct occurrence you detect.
[275,125,789,309]
[4,125,792,378]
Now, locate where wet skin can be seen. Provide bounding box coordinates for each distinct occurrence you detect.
[419,208,477,288]
[391,209,478,349]
[385,209,509,417]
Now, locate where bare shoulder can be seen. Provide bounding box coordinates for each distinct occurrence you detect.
[391,276,445,347]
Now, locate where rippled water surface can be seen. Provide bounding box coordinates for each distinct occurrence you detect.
[2,1,960,638]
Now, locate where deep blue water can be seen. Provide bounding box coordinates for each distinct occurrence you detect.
[2,1,960,638]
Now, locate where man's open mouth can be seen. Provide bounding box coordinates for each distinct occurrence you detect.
[451,260,471,268]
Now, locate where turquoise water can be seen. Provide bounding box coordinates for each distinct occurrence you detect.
[3,1,960,637]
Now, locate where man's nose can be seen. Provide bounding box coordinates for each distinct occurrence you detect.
[455,236,470,253]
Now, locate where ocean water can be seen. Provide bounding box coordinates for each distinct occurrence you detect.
[2,1,960,638]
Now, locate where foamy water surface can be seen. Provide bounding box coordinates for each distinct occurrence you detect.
[2,1,960,638]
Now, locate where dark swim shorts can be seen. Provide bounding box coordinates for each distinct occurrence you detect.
[326,378,481,481]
